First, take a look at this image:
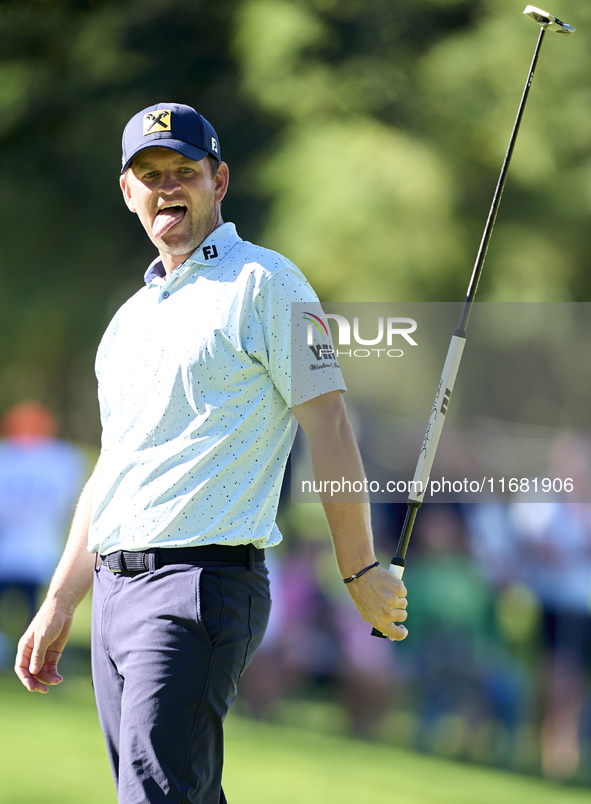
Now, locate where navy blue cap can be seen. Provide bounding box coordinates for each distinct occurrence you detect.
[121,103,221,174]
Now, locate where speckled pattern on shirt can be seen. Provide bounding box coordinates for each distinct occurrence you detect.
[89,223,346,555]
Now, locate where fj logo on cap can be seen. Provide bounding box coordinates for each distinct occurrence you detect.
[143,110,172,135]
[211,137,219,154]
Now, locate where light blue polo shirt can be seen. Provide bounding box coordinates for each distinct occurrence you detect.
[88,223,345,555]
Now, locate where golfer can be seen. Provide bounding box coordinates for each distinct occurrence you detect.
[15,103,408,804]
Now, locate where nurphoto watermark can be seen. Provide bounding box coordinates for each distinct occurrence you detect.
[291,302,591,503]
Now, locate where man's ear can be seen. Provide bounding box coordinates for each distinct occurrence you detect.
[214,162,229,205]
[120,173,137,213]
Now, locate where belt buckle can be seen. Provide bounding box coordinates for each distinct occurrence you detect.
[106,551,124,573]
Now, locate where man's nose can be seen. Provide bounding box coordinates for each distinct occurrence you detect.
[158,171,182,192]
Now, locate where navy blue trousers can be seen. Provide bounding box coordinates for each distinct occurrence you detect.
[91,559,271,804]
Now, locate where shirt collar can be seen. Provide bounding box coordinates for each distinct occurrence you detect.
[143,222,242,285]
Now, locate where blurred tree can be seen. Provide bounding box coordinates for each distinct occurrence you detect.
[419,0,591,302]
[232,0,477,300]
[0,0,588,440]
[0,0,278,440]
[233,0,591,303]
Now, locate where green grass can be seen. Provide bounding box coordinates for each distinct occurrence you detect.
[1,675,589,804]
[224,717,591,804]
[0,675,115,804]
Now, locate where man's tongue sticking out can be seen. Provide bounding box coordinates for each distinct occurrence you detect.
[153,207,186,238]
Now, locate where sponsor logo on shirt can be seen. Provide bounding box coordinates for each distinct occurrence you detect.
[203,245,219,260]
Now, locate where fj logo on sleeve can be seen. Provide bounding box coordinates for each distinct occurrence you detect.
[203,245,218,260]
[143,110,172,135]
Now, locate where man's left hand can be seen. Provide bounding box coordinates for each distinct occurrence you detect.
[345,565,408,641]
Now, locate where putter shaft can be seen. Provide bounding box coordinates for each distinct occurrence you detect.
[372,8,574,639]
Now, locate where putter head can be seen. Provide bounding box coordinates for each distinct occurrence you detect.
[523,6,575,36]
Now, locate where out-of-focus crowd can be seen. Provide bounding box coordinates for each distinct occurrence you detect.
[0,402,86,669]
[1,402,590,783]
[239,497,591,782]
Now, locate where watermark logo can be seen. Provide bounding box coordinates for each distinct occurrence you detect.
[304,312,418,358]
[303,312,330,339]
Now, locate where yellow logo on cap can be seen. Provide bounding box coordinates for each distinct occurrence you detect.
[143,110,172,135]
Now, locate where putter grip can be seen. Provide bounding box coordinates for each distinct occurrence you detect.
[371,557,406,639]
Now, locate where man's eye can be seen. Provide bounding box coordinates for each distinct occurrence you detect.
[143,171,158,179]
[179,168,193,174]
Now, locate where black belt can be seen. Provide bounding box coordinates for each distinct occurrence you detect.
[100,544,265,575]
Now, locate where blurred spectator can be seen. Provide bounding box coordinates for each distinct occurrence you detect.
[239,537,340,716]
[0,402,86,666]
[403,506,523,759]
[332,589,398,738]
[509,501,591,780]
[466,458,591,782]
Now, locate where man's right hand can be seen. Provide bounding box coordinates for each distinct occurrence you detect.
[14,455,103,693]
[15,602,74,693]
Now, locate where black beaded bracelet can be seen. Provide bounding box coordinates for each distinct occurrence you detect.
[342,561,379,584]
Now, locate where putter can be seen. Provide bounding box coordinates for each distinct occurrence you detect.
[372,6,575,638]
